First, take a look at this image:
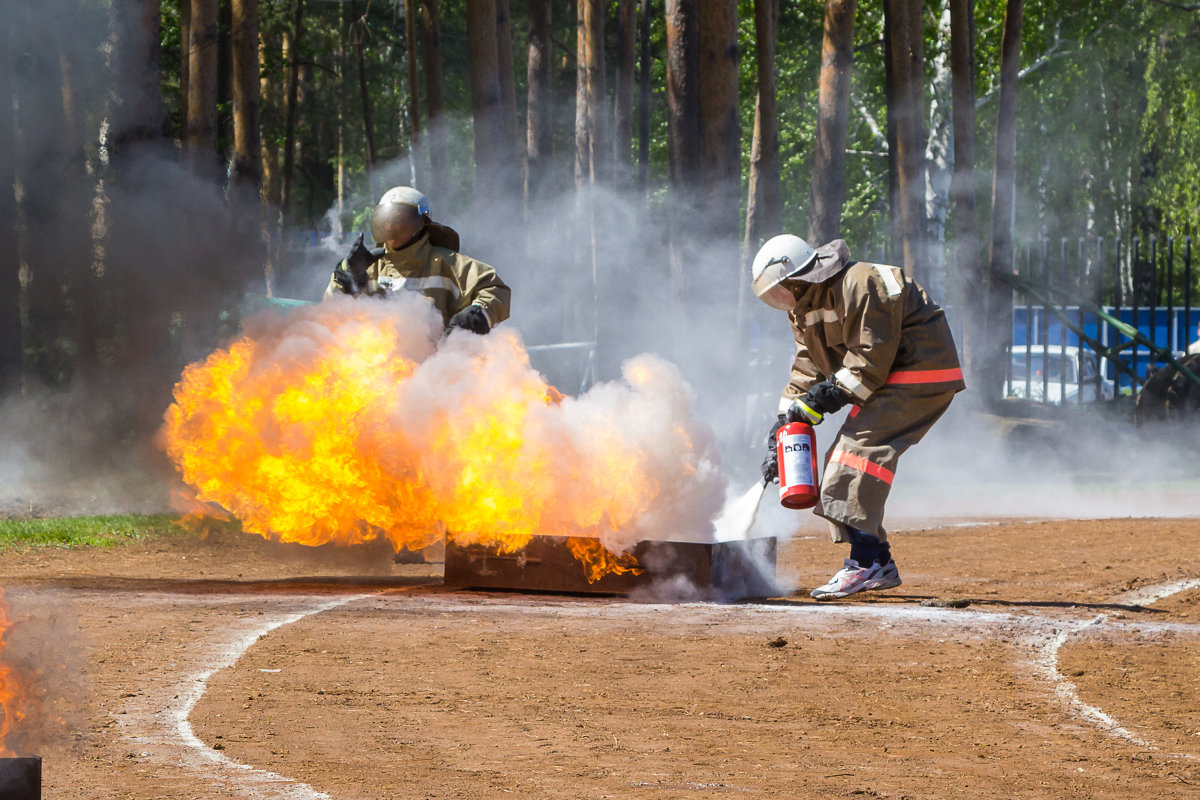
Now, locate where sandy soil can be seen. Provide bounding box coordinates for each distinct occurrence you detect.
[1,517,1198,799]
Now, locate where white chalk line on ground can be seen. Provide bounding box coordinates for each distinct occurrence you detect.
[1026,577,1200,759]
[119,580,1199,800]
[118,593,369,800]
[384,590,1200,759]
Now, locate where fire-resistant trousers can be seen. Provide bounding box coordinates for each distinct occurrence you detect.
[814,384,958,543]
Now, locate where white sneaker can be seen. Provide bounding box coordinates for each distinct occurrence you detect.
[864,559,902,591]
[810,559,882,600]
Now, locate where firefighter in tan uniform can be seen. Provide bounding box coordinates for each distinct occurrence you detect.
[753,234,964,599]
[325,186,511,334]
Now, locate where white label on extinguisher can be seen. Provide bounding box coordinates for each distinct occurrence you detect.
[780,432,815,488]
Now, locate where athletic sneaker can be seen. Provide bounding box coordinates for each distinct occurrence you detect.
[864,559,902,591]
[810,559,882,600]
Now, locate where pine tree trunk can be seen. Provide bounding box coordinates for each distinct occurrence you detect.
[949,0,983,384]
[466,0,505,195]
[260,29,281,206]
[0,15,23,391]
[637,0,652,197]
[218,0,233,165]
[55,15,101,382]
[11,1,71,389]
[698,0,740,242]
[884,0,927,277]
[614,0,636,188]
[743,0,780,263]
[110,0,165,152]
[495,0,519,181]
[922,0,952,302]
[984,0,1023,401]
[281,0,306,212]
[525,0,552,202]
[187,0,220,176]
[575,0,607,189]
[405,0,421,155]
[808,0,855,245]
[665,0,700,301]
[231,0,262,191]
[350,0,376,174]
[665,0,700,191]
[420,0,448,195]
[180,0,191,133]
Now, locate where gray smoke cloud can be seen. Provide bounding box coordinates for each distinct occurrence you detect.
[4,0,1197,560]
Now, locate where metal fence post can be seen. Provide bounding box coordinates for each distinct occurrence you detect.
[1149,235,1158,371]
[1167,236,1175,352]
[1186,236,1194,354]
[1132,237,1141,389]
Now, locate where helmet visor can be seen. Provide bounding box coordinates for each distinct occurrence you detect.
[751,254,817,310]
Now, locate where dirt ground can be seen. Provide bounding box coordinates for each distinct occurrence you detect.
[1,515,1199,800]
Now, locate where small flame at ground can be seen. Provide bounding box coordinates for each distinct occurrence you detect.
[566,538,644,583]
[0,589,27,757]
[160,297,727,578]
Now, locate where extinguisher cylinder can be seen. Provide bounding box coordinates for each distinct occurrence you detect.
[776,421,819,509]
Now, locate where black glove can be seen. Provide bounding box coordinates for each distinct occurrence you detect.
[760,414,785,485]
[332,233,382,295]
[345,232,384,274]
[447,304,491,335]
[786,379,850,425]
[332,264,367,295]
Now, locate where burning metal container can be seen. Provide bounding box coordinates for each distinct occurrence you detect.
[0,757,41,800]
[444,534,776,599]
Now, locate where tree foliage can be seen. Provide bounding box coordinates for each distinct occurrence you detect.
[3,0,1199,431]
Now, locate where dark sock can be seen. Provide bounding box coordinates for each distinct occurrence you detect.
[877,541,892,566]
[846,528,880,566]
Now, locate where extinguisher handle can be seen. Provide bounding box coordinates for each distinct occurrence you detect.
[787,398,824,426]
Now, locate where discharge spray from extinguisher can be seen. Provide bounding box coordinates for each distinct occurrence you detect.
[776,421,819,509]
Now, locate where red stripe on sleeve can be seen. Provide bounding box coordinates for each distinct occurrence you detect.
[885,367,964,385]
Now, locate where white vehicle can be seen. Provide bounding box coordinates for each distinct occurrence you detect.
[1004,345,1116,404]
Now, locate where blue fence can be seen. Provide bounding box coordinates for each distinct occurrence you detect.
[1013,306,1200,388]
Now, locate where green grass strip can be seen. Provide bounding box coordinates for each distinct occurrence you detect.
[0,513,185,550]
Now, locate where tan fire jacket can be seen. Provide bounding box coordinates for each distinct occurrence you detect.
[780,258,964,412]
[324,232,511,329]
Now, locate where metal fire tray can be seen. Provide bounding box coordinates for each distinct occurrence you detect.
[444,535,776,600]
[0,757,42,800]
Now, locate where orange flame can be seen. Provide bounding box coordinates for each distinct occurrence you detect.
[566,538,644,583]
[0,589,27,757]
[160,299,726,578]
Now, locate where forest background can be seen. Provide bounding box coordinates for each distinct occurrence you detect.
[1,0,1197,494]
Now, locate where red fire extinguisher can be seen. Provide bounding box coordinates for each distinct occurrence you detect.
[776,421,819,509]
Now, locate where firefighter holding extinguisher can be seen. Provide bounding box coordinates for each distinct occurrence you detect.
[753,235,965,600]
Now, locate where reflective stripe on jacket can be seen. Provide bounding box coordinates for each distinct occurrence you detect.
[780,260,964,411]
[324,232,511,329]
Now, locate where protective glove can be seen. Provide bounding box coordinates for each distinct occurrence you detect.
[332,263,368,295]
[447,304,491,335]
[344,232,384,274]
[786,379,851,425]
[332,233,382,295]
[760,414,786,485]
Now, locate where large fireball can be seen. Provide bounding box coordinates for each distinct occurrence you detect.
[160,295,726,566]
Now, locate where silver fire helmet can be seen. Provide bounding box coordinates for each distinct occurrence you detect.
[750,234,818,310]
[371,186,432,249]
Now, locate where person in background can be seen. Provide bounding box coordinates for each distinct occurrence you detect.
[325,186,510,335]
[752,234,965,600]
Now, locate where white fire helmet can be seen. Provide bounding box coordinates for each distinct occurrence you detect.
[750,234,818,310]
[371,186,432,248]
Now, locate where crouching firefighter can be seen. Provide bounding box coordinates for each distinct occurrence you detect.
[324,186,511,335]
[753,235,965,600]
